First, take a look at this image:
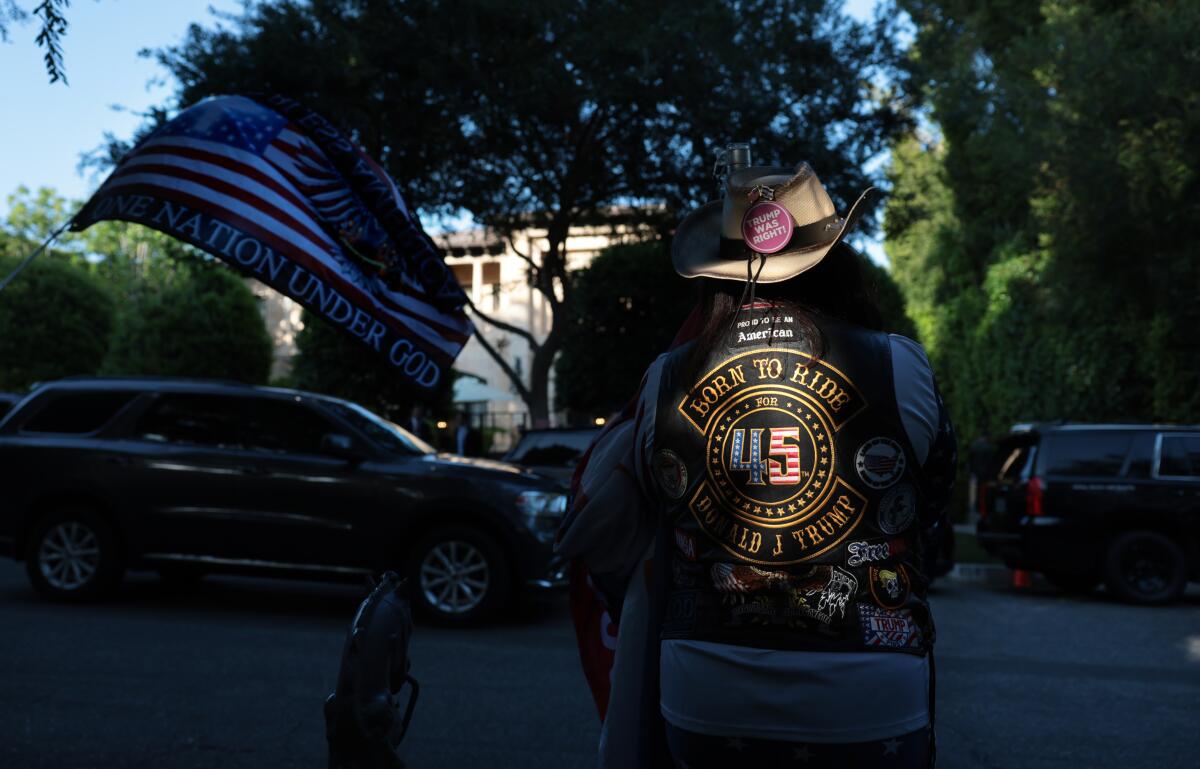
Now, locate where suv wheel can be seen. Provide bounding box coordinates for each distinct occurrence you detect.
[407,526,511,625]
[1104,530,1187,605]
[25,509,124,601]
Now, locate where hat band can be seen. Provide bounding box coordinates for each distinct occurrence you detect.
[718,213,842,261]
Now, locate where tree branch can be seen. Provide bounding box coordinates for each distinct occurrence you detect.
[465,296,538,345]
[504,234,539,273]
[469,325,533,408]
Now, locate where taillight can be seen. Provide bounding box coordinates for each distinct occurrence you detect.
[978,481,989,521]
[1026,476,1044,517]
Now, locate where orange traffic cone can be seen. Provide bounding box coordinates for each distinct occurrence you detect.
[1012,569,1032,589]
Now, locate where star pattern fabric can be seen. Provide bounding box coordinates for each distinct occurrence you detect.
[163,96,286,154]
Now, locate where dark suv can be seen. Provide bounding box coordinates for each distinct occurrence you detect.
[0,392,21,420]
[0,377,569,622]
[503,427,601,484]
[976,423,1199,604]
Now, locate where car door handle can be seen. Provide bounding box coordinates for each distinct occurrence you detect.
[102,455,131,467]
[239,465,267,477]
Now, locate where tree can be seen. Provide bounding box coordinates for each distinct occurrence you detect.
[0,246,114,391]
[4,185,79,245]
[2,187,275,386]
[555,239,917,419]
[555,240,695,419]
[291,308,455,422]
[887,0,1200,445]
[1,0,76,83]
[135,0,909,424]
[859,255,918,341]
[101,260,274,383]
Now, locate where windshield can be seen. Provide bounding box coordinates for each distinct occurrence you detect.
[321,399,436,455]
[506,430,599,466]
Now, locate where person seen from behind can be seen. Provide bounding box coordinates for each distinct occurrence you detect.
[558,148,957,769]
[453,411,483,457]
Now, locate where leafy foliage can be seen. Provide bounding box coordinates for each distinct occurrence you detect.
[2,187,274,387]
[0,247,114,392]
[100,259,274,385]
[32,0,70,83]
[0,0,76,83]
[859,254,918,340]
[290,309,455,423]
[887,0,1200,446]
[132,0,909,421]
[553,240,917,418]
[4,185,79,244]
[554,240,695,418]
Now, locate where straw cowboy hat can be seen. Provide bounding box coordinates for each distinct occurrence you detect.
[672,162,876,283]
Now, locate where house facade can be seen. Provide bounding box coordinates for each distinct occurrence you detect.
[252,218,655,450]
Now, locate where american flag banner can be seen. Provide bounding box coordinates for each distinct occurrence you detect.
[71,94,473,388]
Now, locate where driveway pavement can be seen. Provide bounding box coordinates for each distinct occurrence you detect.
[0,562,1196,768]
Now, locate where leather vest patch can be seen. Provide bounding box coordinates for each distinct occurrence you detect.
[675,347,873,565]
[652,312,935,655]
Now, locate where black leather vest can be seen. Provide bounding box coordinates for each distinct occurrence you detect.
[650,307,934,655]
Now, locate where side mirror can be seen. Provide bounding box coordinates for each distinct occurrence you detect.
[322,433,362,462]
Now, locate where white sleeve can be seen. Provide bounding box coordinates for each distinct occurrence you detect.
[888,335,938,466]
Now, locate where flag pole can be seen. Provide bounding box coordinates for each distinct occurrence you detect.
[0,217,75,295]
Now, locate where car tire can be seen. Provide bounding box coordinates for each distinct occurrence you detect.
[1104,530,1187,605]
[1043,570,1099,595]
[25,508,124,601]
[407,525,511,625]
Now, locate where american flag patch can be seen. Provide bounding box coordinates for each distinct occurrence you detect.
[864,455,899,473]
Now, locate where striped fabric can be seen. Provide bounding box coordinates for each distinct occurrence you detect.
[73,95,472,387]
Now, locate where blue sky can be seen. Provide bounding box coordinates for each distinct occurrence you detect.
[0,0,243,212]
[0,0,887,259]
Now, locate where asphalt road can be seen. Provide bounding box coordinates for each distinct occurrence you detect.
[1,562,1197,769]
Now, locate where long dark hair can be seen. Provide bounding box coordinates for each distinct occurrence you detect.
[686,242,884,377]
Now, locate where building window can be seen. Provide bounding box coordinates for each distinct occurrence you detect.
[451,264,473,295]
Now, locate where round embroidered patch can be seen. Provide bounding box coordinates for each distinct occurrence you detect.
[868,564,911,610]
[877,483,917,535]
[741,201,794,254]
[652,448,689,500]
[676,347,870,565]
[706,395,834,521]
[854,437,906,489]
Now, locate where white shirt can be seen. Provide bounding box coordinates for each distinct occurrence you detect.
[651,334,939,743]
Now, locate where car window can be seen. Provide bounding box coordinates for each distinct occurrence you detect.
[508,431,597,466]
[994,442,1035,482]
[1042,433,1132,477]
[1157,436,1200,478]
[21,391,137,434]
[134,394,245,449]
[240,398,335,455]
[1122,433,1156,478]
[319,398,433,455]
[505,433,543,463]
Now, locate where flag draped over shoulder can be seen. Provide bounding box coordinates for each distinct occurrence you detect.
[561,307,705,767]
[71,94,473,389]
